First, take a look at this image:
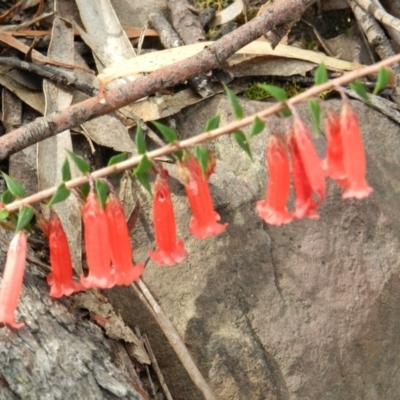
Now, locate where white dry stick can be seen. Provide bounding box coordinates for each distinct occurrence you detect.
[354,0,400,32]
[134,279,216,400]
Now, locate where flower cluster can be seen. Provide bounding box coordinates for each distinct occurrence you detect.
[0,151,228,328]
[257,102,373,226]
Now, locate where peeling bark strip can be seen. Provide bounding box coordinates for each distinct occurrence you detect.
[0,0,317,161]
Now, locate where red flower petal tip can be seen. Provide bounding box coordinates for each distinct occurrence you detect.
[256,135,293,226]
[287,131,320,220]
[293,117,326,201]
[340,103,373,199]
[0,231,27,328]
[179,154,227,239]
[47,212,83,298]
[81,190,116,289]
[149,171,187,265]
[106,193,144,284]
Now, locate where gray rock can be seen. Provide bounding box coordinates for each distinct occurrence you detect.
[109,96,400,400]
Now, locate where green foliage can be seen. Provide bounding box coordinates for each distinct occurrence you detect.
[257,84,287,102]
[152,121,177,143]
[233,130,252,159]
[67,150,90,174]
[308,100,321,134]
[108,153,127,167]
[349,80,370,104]
[62,158,71,182]
[135,124,147,154]
[248,117,265,139]
[205,115,220,131]
[243,83,271,101]
[1,189,14,205]
[315,63,328,85]
[16,206,34,232]
[48,183,70,207]
[95,180,109,209]
[133,156,153,194]
[194,146,209,176]
[2,173,25,198]
[224,85,243,119]
[373,67,391,95]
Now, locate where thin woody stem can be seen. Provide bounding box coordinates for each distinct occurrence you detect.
[4,53,400,213]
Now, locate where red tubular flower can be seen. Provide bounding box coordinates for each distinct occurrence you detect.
[105,193,144,284]
[293,117,326,201]
[148,170,187,266]
[47,212,83,298]
[322,110,347,188]
[179,153,227,239]
[340,102,373,199]
[80,189,116,289]
[256,135,293,225]
[287,131,319,219]
[0,231,27,328]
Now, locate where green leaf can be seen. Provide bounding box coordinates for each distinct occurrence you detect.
[108,152,127,166]
[257,84,287,102]
[224,85,243,119]
[1,189,14,205]
[349,80,370,103]
[48,183,70,207]
[205,115,220,131]
[281,108,292,117]
[95,180,109,209]
[152,121,177,143]
[133,155,153,175]
[61,158,71,182]
[233,130,252,159]
[67,150,90,174]
[135,124,146,154]
[2,172,25,198]
[194,146,209,176]
[308,100,321,133]
[248,117,265,139]
[315,63,328,85]
[16,206,34,232]
[0,209,8,221]
[136,173,152,194]
[373,67,391,95]
[79,182,90,198]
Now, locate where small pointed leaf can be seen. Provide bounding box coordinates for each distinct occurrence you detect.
[0,210,8,221]
[308,100,321,134]
[224,85,243,119]
[194,146,209,176]
[136,173,152,194]
[205,115,221,131]
[48,183,70,207]
[1,190,14,205]
[67,150,90,174]
[233,130,252,159]
[315,63,328,85]
[133,155,153,175]
[281,108,292,117]
[135,124,146,154]
[16,206,34,232]
[61,158,71,182]
[248,117,265,139]
[108,152,127,166]
[349,80,370,103]
[373,67,391,95]
[152,121,177,143]
[257,84,287,102]
[79,182,90,198]
[95,180,109,209]
[2,172,25,198]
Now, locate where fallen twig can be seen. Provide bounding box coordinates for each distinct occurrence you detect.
[0,0,317,160]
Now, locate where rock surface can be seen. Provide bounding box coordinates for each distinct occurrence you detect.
[109,97,400,399]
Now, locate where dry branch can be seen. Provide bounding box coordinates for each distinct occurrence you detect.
[0,0,317,160]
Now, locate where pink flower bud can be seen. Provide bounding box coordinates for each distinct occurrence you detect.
[0,231,27,328]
